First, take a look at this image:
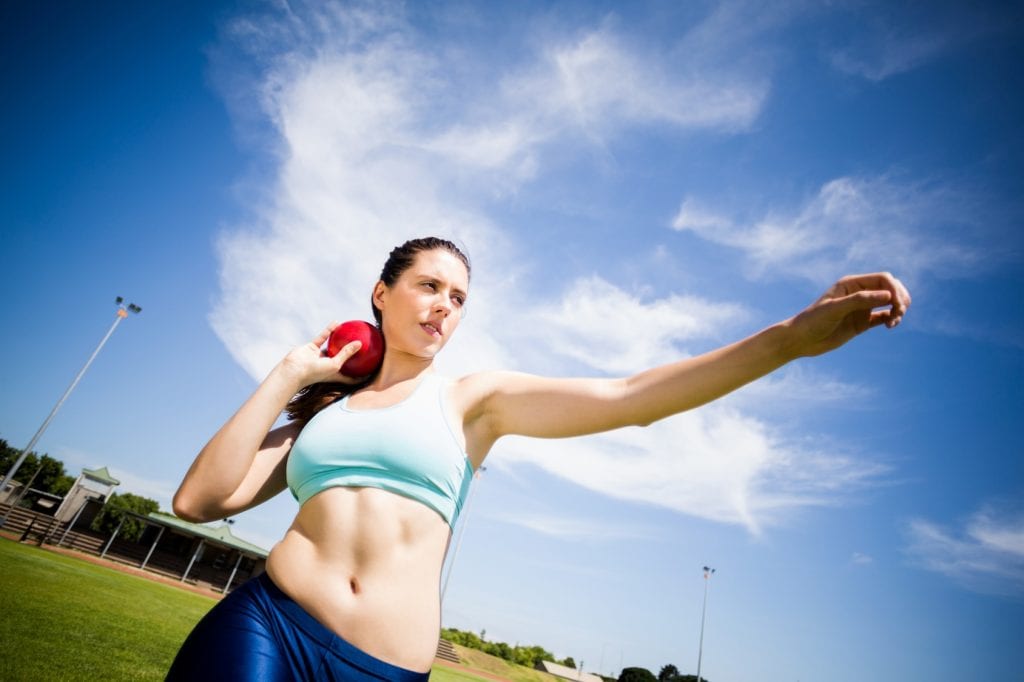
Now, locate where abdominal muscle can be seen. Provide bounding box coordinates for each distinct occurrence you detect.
[264,486,453,673]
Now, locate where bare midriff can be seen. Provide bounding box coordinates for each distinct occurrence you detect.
[265,486,452,673]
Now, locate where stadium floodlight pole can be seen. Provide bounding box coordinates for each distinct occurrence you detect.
[0,298,141,527]
[440,465,486,605]
[696,566,715,682]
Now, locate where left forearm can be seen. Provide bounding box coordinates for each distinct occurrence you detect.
[623,320,796,426]
[480,273,907,441]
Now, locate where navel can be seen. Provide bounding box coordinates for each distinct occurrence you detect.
[349,576,360,595]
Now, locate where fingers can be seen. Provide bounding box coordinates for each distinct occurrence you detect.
[834,272,911,328]
[336,340,363,359]
[333,340,368,383]
[867,308,895,330]
[321,338,362,365]
[879,274,911,327]
[311,320,341,350]
[833,288,892,314]
[306,339,364,385]
[327,338,362,366]
[281,323,373,387]
[893,277,912,318]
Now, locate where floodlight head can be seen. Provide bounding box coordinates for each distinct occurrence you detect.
[116,296,124,305]
[128,304,142,314]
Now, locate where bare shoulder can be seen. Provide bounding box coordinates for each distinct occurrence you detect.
[450,370,630,440]
[446,371,528,462]
[450,369,515,391]
[449,370,584,420]
[445,370,524,424]
[449,370,531,402]
[448,371,503,413]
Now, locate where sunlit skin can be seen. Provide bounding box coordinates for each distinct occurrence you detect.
[173,248,911,672]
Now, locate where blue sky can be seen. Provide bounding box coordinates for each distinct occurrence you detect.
[1,1,1022,679]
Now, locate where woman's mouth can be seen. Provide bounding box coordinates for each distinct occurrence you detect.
[421,322,442,338]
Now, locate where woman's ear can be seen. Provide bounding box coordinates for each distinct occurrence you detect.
[372,281,387,312]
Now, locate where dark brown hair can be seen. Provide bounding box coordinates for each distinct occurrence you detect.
[285,237,470,426]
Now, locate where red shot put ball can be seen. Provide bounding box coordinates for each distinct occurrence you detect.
[327,321,384,377]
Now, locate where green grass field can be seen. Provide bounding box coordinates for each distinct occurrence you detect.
[447,646,561,682]
[0,539,501,681]
[0,539,216,681]
[430,667,494,682]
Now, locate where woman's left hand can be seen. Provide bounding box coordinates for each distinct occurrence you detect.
[786,272,912,358]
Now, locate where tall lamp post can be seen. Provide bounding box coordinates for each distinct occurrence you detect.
[0,298,141,527]
[696,566,715,682]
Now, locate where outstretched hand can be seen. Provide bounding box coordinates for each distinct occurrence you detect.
[787,272,911,358]
[278,321,367,387]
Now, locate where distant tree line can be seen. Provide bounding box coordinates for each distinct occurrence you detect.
[441,627,578,669]
[0,438,75,497]
[2,436,160,541]
[90,492,160,542]
[618,664,706,682]
[441,626,704,682]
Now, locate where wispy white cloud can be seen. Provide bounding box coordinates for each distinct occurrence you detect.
[490,510,657,544]
[502,24,767,138]
[829,28,956,82]
[494,405,887,535]
[529,275,749,375]
[671,175,999,286]
[207,1,892,533]
[731,364,875,412]
[826,3,1000,82]
[852,551,874,565]
[210,2,775,376]
[671,198,731,233]
[905,503,1024,597]
[212,4,510,378]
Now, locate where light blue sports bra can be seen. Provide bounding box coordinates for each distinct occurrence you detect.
[286,373,474,529]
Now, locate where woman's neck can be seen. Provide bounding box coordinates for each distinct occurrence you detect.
[370,351,435,390]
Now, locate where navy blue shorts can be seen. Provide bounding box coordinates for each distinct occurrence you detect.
[166,572,431,681]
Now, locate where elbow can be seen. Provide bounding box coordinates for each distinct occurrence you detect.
[624,405,671,429]
[613,378,653,429]
[171,496,201,523]
[172,489,213,524]
[618,377,678,429]
[614,376,668,429]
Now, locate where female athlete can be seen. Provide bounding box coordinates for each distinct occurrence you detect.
[168,236,910,680]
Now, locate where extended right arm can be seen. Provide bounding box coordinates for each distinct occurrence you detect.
[172,323,363,522]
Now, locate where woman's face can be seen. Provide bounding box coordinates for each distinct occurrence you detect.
[373,249,470,359]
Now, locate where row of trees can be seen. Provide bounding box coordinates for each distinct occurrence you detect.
[1,437,159,541]
[90,492,161,541]
[0,438,76,496]
[619,664,707,682]
[441,627,577,669]
[441,628,704,682]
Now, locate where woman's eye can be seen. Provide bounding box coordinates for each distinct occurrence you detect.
[422,282,436,290]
